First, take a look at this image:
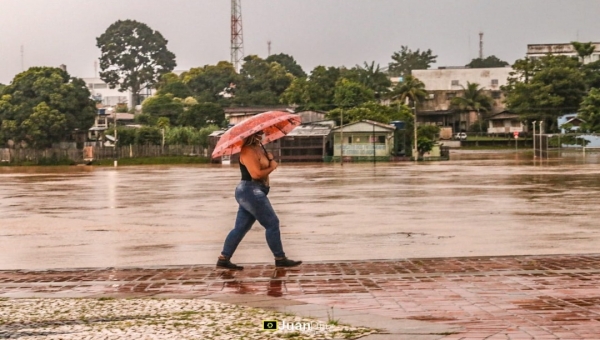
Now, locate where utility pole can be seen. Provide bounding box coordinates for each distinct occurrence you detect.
[340,109,344,166]
[479,32,484,59]
[413,103,418,162]
[114,111,118,167]
[267,40,271,57]
[532,121,536,159]
[231,0,244,73]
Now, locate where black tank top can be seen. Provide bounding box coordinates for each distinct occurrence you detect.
[240,161,253,181]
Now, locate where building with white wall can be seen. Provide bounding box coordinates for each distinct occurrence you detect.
[526,43,600,64]
[412,67,512,91]
[410,67,513,133]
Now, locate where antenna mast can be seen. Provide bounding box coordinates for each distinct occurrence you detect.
[479,32,484,59]
[267,40,271,57]
[231,0,244,72]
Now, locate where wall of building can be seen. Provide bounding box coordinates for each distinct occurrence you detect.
[412,67,513,91]
[526,43,600,64]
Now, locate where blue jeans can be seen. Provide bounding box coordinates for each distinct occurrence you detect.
[221,181,286,259]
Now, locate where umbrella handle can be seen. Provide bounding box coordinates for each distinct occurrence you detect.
[260,142,274,161]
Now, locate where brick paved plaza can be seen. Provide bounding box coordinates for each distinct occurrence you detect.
[2,254,600,339]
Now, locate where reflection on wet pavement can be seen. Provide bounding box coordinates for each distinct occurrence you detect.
[2,150,600,270]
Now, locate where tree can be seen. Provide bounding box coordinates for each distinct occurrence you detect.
[96,20,177,106]
[450,82,493,131]
[388,75,427,106]
[233,55,294,106]
[182,61,239,104]
[177,102,225,128]
[265,53,306,78]
[280,65,342,111]
[0,67,96,147]
[578,88,600,133]
[155,73,193,99]
[387,46,437,77]
[466,55,509,68]
[333,79,375,109]
[326,101,410,125]
[572,41,596,62]
[141,94,184,126]
[343,62,391,99]
[0,83,5,94]
[503,55,586,131]
[20,103,68,148]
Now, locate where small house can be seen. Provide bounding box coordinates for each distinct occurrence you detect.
[331,120,395,161]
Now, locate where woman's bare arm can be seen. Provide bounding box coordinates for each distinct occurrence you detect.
[240,147,278,180]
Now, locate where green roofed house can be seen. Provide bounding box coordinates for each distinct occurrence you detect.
[331,120,395,162]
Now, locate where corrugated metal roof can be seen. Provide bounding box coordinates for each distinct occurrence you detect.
[287,124,332,137]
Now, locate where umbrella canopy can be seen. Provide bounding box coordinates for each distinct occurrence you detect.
[211,111,301,158]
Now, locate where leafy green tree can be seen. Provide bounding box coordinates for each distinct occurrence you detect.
[280,65,342,110]
[141,94,184,125]
[572,41,596,61]
[136,126,162,145]
[182,61,239,104]
[466,55,509,68]
[20,103,68,148]
[0,83,5,94]
[0,67,96,147]
[582,60,600,90]
[177,102,225,128]
[503,55,586,131]
[266,53,306,78]
[578,88,600,132]
[342,62,391,99]
[387,46,437,77]
[96,19,177,106]
[234,55,294,106]
[333,78,375,110]
[156,74,193,99]
[326,101,410,125]
[388,75,427,106]
[450,82,493,131]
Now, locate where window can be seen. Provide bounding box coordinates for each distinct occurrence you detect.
[347,136,352,144]
[491,79,499,86]
[92,83,107,89]
[378,136,385,144]
[428,93,435,100]
[451,80,459,86]
[491,91,502,99]
[446,92,456,99]
[492,120,503,128]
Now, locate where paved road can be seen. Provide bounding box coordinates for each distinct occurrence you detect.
[2,254,600,339]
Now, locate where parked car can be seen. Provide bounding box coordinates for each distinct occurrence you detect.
[455,132,467,140]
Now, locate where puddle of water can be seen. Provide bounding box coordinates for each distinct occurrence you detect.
[2,151,600,270]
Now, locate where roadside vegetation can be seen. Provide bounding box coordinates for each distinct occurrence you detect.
[1,18,598,162]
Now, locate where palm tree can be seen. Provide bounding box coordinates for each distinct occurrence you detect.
[450,82,493,133]
[388,75,427,106]
[572,41,596,62]
[352,61,391,99]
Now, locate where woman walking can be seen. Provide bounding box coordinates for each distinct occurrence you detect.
[217,131,302,271]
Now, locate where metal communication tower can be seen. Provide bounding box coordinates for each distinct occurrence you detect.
[231,0,244,72]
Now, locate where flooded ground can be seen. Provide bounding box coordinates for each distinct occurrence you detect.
[2,149,600,270]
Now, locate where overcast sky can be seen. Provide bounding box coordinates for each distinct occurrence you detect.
[1,0,598,84]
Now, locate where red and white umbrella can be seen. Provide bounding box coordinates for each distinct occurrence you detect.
[211,111,301,159]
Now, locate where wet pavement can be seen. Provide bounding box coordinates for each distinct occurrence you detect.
[3,150,600,338]
[2,150,600,270]
[1,254,600,339]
